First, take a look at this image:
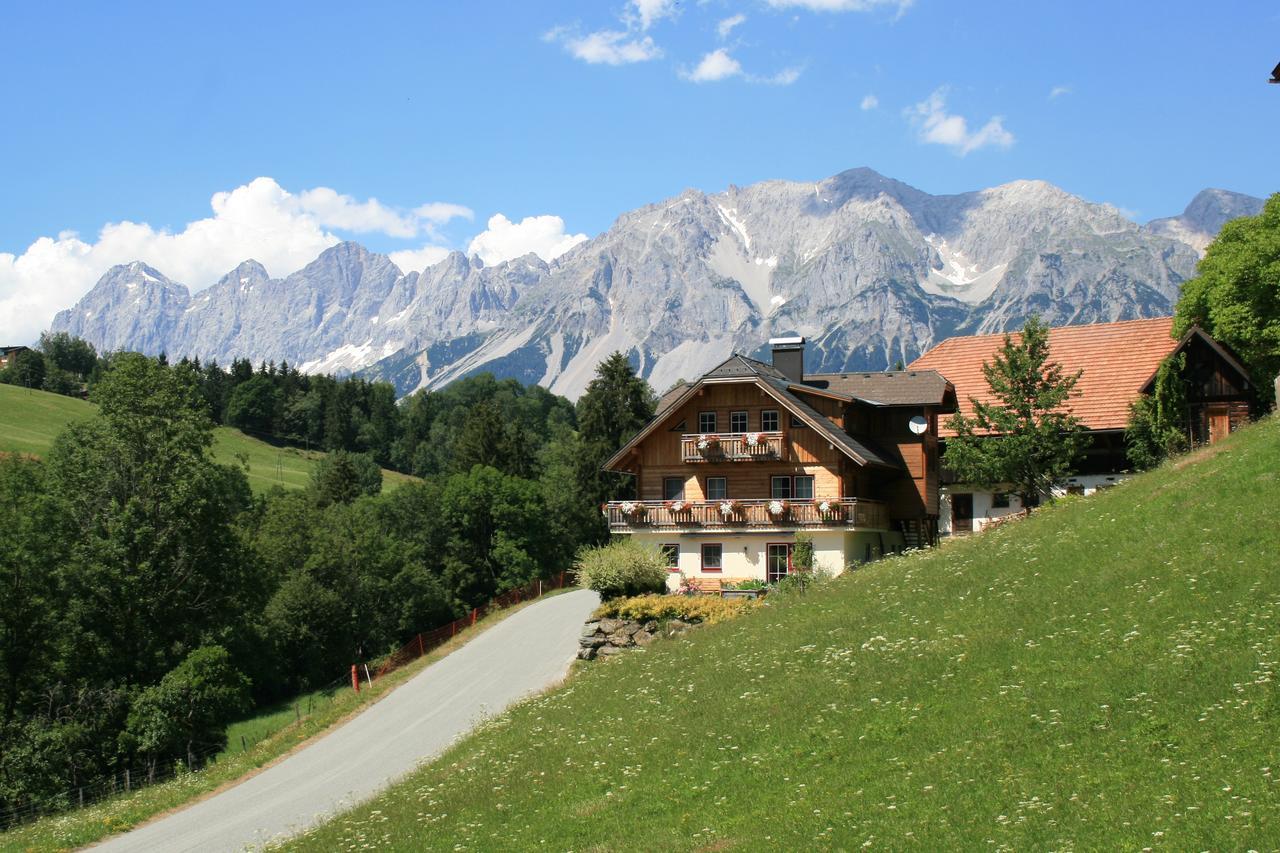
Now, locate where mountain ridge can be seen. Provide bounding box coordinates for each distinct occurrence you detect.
[50,169,1262,399]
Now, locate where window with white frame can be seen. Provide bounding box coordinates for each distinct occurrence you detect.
[698,411,717,433]
[730,410,748,433]
[761,410,779,431]
[706,477,728,500]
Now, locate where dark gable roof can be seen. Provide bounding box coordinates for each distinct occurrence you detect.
[803,370,955,409]
[754,375,899,469]
[604,352,903,472]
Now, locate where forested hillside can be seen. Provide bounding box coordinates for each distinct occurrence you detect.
[0,349,655,825]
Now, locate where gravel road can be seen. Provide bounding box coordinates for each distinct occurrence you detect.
[92,588,600,852]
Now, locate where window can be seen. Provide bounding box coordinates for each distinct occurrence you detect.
[663,477,685,501]
[698,411,717,433]
[701,543,723,572]
[991,492,1010,509]
[670,419,686,432]
[790,413,805,428]
[771,476,792,499]
[706,477,728,500]
[761,409,779,432]
[793,475,814,500]
[661,543,680,572]
[766,543,792,583]
[730,410,748,433]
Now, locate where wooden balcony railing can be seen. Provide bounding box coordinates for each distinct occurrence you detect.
[605,498,889,532]
[680,432,786,462]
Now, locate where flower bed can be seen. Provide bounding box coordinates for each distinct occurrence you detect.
[593,593,757,625]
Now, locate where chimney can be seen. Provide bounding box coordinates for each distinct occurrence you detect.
[769,336,805,381]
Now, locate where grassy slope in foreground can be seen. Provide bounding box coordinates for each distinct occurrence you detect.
[0,383,414,494]
[290,416,1280,851]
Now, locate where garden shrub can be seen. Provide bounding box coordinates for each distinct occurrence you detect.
[593,593,756,625]
[573,539,669,600]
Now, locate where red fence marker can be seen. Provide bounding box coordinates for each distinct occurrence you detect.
[351,665,360,692]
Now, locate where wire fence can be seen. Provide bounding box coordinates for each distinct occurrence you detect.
[0,573,574,834]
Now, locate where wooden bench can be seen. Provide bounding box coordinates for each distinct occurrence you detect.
[684,578,755,595]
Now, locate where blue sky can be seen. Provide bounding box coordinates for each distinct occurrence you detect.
[1,0,1277,341]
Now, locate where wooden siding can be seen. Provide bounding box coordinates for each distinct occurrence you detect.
[621,379,944,523]
[641,463,841,501]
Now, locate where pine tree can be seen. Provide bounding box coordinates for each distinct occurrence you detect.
[943,316,1086,508]
[575,352,656,506]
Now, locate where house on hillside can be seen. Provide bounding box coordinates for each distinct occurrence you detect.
[909,317,1254,535]
[603,338,957,586]
[0,345,32,371]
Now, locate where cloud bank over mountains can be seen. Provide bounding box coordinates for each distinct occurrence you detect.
[0,178,585,344]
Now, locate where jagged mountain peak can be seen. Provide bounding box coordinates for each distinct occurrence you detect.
[1146,187,1264,255]
[49,170,1262,400]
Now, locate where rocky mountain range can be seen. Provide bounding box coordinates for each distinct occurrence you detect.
[50,169,1264,399]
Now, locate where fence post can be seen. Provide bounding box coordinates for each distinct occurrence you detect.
[125,768,130,792]
[471,607,477,626]
[538,579,542,597]
[417,633,425,656]
[351,664,360,692]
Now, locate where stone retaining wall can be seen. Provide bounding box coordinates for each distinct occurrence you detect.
[577,616,698,660]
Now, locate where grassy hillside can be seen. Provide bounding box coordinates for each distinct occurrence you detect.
[291,416,1280,851]
[0,383,415,494]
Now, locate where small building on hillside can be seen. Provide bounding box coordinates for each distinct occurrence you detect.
[909,317,1254,535]
[603,338,956,586]
[0,345,32,371]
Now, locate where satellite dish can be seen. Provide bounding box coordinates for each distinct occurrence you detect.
[908,415,928,435]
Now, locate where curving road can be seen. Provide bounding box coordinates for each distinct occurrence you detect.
[93,588,600,852]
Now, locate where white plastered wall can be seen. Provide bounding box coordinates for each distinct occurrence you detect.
[939,473,1130,535]
[629,531,847,587]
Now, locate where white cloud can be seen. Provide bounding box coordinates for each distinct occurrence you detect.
[717,13,746,39]
[389,245,453,275]
[766,0,912,13]
[681,49,800,85]
[860,93,879,110]
[906,88,1014,155]
[546,0,674,66]
[684,48,743,82]
[553,28,662,65]
[467,214,588,266]
[627,0,678,30]
[294,187,470,239]
[766,67,802,86]
[1049,84,1071,100]
[0,177,467,344]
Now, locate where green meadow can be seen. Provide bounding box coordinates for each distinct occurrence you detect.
[288,415,1280,850]
[0,382,414,494]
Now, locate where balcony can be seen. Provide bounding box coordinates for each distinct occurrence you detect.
[680,431,786,463]
[605,497,889,533]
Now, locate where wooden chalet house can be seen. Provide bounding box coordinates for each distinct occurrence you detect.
[603,338,957,585]
[909,317,1254,535]
[0,345,31,371]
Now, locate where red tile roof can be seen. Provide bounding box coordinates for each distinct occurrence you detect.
[908,317,1178,434]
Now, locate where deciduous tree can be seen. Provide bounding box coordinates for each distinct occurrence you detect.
[1175,192,1280,406]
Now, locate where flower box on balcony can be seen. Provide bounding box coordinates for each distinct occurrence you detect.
[696,434,721,454]
[718,499,744,519]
